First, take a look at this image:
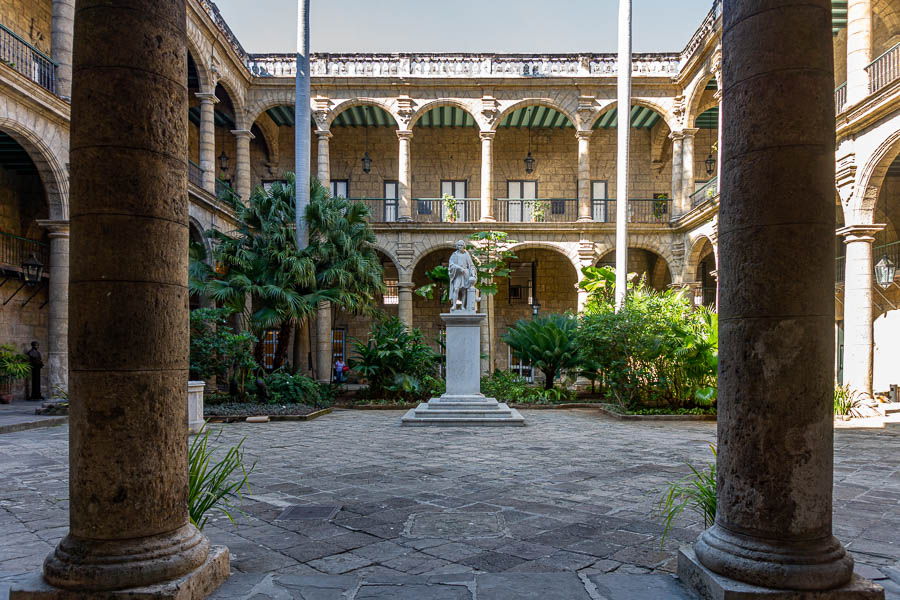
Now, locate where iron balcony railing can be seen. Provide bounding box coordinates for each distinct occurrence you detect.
[835,240,900,285]
[188,160,203,188]
[0,23,57,95]
[415,198,481,223]
[494,199,577,223]
[690,177,719,208]
[591,199,672,224]
[835,82,847,113]
[866,42,900,95]
[0,231,50,271]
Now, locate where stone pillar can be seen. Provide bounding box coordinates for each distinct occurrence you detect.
[37,220,69,398]
[680,128,698,213]
[846,0,872,105]
[397,130,413,221]
[715,89,723,195]
[479,131,495,221]
[196,92,218,194]
[26,0,228,594]
[293,319,311,376]
[50,0,75,98]
[838,224,883,397]
[398,281,413,329]
[670,132,684,215]
[231,129,254,200]
[680,0,863,594]
[316,130,332,186]
[576,131,593,222]
[315,301,331,383]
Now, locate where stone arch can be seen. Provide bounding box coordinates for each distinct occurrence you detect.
[252,113,281,168]
[409,241,458,275]
[686,72,718,131]
[685,235,716,282]
[853,126,900,225]
[589,98,677,133]
[244,89,300,129]
[594,242,676,287]
[187,216,214,261]
[491,99,576,131]
[214,79,247,130]
[409,99,480,130]
[373,244,401,276]
[186,45,212,93]
[328,98,401,129]
[506,241,580,275]
[0,116,68,220]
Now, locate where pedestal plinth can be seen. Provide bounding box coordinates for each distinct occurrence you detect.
[402,312,524,426]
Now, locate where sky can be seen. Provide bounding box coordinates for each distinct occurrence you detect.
[211,0,715,54]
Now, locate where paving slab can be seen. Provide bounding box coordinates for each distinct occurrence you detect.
[476,572,592,599]
[590,572,695,599]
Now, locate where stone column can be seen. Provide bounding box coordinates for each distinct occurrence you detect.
[316,130,332,186]
[680,128,698,213]
[28,0,227,594]
[576,131,593,222]
[196,92,218,194]
[50,0,75,98]
[838,224,883,397]
[670,132,684,216]
[37,220,69,398]
[680,0,860,593]
[398,281,413,329]
[715,89,723,195]
[846,0,872,105]
[479,131,495,221]
[397,130,413,222]
[231,129,254,200]
[315,301,331,383]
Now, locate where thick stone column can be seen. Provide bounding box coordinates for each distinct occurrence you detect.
[315,301,331,383]
[24,0,228,595]
[37,220,69,398]
[231,129,254,200]
[680,0,866,594]
[479,131,495,221]
[680,128,698,212]
[838,224,882,397]
[398,281,413,329]
[576,131,593,222]
[316,130,332,186]
[670,132,684,215]
[397,130,413,222]
[846,0,872,105]
[196,92,218,194]
[50,0,75,98]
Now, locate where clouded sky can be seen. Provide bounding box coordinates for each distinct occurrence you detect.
[211,0,715,54]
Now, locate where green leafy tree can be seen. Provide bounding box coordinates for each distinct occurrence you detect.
[501,314,580,390]
[189,308,257,397]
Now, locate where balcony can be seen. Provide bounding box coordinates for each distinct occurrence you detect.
[0,23,57,95]
[188,160,203,188]
[495,199,577,223]
[835,82,847,113]
[690,177,719,208]
[866,42,900,95]
[591,199,672,224]
[835,240,900,285]
[0,231,50,272]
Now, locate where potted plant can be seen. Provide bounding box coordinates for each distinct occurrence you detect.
[0,344,31,403]
[443,193,458,222]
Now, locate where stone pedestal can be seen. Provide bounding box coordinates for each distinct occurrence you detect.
[187,381,205,434]
[402,312,524,426]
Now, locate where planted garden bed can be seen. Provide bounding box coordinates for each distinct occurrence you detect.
[204,402,323,420]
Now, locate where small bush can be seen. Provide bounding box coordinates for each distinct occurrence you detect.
[188,428,254,531]
[260,370,331,407]
[656,444,717,548]
[481,370,575,404]
[834,384,863,418]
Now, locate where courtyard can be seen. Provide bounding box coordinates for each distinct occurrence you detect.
[1,411,898,598]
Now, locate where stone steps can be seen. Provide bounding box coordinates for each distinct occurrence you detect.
[401,398,525,426]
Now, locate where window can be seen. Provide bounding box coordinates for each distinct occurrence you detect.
[383,181,398,222]
[330,180,348,198]
[506,180,537,222]
[261,330,278,370]
[383,279,399,305]
[508,346,534,382]
[591,180,608,222]
[507,262,534,305]
[441,180,468,221]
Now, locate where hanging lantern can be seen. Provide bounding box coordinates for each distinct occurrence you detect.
[524,151,535,174]
[21,253,43,285]
[361,151,372,174]
[218,150,230,175]
[705,152,716,176]
[875,254,896,289]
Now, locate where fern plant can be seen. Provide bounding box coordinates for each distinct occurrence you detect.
[501,314,579,390]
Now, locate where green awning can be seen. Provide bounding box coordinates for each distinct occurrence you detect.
[592,106,662,130]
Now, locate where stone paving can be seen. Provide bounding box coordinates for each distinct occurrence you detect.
[0,402,65,435]
[0,409,898,599]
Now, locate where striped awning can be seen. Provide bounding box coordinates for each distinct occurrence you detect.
[695,107,718,129]
[188,106,235,128]
[833,0,847,34]
[593,106,662,129]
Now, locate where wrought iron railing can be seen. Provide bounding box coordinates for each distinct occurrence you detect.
[591,199,672,224]
[866,42,900,95]
[352,198,401,223]
[835,82,847,113]
[494,199,577,223]
[835,240,900,285]
[0,231,50,271]
[414,198,481,223]
[691,177,719,208]
[188,160,203,188]
[0,23,57,95]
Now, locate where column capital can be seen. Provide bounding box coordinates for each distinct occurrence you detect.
[669,130,685,142]
[230,129,255,140]
[479,130,496,141]
[575,130,593,141]
[37,219,70,237]
[315,129,333,140]
[398,280,414,290]
[397,130,414,141]
[837,223,885,242]
[194,92,219,105]
[681,127,700,138]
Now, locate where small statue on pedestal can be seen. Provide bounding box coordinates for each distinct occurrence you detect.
[448,240,477,312]
[26,341,43,401]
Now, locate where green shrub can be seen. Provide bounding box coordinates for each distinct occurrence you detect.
[481,370,575,404]
[656,444,717,548]
[834,384,863,418]
[501,314,580,390]
[261,370,331,407]
[189,308,257,397]
[0,343,31,392]
[188,428,254,531]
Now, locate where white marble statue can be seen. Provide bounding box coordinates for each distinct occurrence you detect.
[448,240,477,312]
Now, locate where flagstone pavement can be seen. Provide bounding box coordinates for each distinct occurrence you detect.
[0,409,898,599]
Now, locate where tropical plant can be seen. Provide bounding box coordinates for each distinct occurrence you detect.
[188,428,254,531]
[443,193,458,222]
[672,306,719,405]
[834,384,864,418]
[189,308,258,393]
[530,200,550,223]
[261,369,331,407]
[0,344,31,396]
[501,314,580,390]
[350,317,440,401]
[656,444,717,548]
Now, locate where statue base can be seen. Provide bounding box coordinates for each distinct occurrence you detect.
[401,395,525,426]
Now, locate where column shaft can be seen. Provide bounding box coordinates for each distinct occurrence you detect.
[839,225,881,397]
[43,0,210,590]
[316,301,332,383]
[316,131,332,187]
[231,129,254,200]
[196,93,218,194]
[398,281,413,329]
[479,132,495,221]
[846,0,872,105]
[38,220,69,398]
[670,132,684,215]
[397,131,413,221]
[715,90,723,195]
[690,0,853,591]
[681,129,698,212]
[51,0,75,98]
[576,131,592,222]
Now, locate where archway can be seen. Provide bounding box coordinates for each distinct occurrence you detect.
[596,248,673,291]
[692,238,717,307]
[411,246,455,354]
[211,83,239,189]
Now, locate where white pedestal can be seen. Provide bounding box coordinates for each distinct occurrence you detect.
[188,381,206,434]
[402,312,525,426]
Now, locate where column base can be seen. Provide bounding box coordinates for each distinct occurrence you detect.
[479,216,496,222]
[10,545,229,600]
[679,546,883,600]
[576,216,594,223]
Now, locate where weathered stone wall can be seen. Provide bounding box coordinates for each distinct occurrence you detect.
[0,166,47,238]
[0,0,52,55]
[412,249,452,353]
[588,128,673,199]
[597,247,672,290]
